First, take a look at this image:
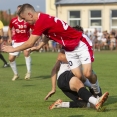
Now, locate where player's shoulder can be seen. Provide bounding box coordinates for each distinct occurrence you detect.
[40,12,53,19]
[10,17,18,23]
[11,16,17,20]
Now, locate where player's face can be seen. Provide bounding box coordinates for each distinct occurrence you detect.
[20,12,35,25]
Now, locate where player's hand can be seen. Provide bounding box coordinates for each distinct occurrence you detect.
[30,46,37,51]
[2,45,14,53]
[27,47,38,52]
[44,90,55,100]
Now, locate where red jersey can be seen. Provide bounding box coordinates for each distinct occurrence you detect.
[9,17,34,42]
[32,13,82,51]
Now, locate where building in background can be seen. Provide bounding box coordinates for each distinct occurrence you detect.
[46,0,117,32]
[45,0,56,16]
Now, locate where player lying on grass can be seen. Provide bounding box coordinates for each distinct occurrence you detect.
[44,49,109,111]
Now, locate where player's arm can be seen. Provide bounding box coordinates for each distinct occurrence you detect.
[7,27,12,45]
[44,60,61,100]
[2,34,42,52]
[28,35,49,52]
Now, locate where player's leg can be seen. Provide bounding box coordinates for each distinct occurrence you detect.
[88,70,102,97]
[61,72,89,108]
[0,53,9,67]
[82,63,101,96]
[9,53,19,81]
[79,35,102,97]
[49,98,88,110]
[65,34,102,97]
[9,42,22,81]
[69,76,109,111]
[65,51,86,82]
[49,71,88,109]
[23,49,31,79]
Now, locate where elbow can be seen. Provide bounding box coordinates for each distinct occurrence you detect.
[51,68,58,76]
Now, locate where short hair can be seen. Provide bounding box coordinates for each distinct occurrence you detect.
[72,25,84,32]
[17,5,22,8]
[17,3,35,16]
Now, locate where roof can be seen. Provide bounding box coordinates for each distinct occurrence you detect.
[55,0,117,5]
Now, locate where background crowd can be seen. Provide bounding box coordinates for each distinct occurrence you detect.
[1,26,117,53]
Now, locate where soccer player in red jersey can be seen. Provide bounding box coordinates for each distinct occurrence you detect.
[7,5,34,81]
[2,3,101,94]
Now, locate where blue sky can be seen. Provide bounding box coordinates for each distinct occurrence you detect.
[0,0,45,14]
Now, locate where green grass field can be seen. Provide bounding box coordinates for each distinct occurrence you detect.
[0,51,117,117]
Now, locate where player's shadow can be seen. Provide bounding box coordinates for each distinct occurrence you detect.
[103,95,117,112]
[32,75,50,79]
[22,84,35,87]
[17,63,33,66]
[68,115,84,117]
[106,95,117,105]
[17,64,26,66]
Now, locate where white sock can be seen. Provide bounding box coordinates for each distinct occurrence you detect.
[84,78,91,88]
[88,96,97,105]
[87,102,91,108]
[10,61,18,75]
[91,80,100,94]
[25,56,31,73]
[61,102,70,108]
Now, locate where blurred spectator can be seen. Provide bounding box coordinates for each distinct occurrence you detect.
[109,33,116,50]
[101,31,108,50]
[96,30,103,51]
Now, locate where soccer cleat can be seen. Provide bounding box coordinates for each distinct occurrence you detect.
[24,73,31,80]
[3,63,10,68]
[12,74,19,81]
[49,99,62,110]
[89,87,102,98]
[95,92,109,111]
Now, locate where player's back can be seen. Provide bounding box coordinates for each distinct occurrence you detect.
[33,13,83,51]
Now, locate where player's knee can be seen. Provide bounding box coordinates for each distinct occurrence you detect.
[83,71,92,79]
[73,72,82,80]
[9,55,16,62]
[70,77,84,92]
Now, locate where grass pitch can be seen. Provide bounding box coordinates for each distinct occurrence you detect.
[0,51,117,117]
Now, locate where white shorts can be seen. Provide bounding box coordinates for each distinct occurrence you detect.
[65,34,94,69]
[9,41,25,56]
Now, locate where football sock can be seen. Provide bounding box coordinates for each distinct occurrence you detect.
[61,102,69,108]
[10,61,18,75]
[25,56,31,73]
[77,87,92,102]
[78,87,97,105]
[88,96,97,105]
[0,53,7,64]
[70,100,87,108]
[91,80,100,94]
[84,78,91,88]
